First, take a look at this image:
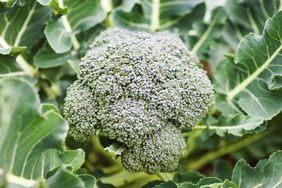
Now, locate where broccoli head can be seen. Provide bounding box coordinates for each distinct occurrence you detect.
[64,28,214,173]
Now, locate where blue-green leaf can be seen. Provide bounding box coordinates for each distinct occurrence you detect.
[232,150,282,188]
[44,0,106,52]
[214,10,282,120]
[0,78,84,180]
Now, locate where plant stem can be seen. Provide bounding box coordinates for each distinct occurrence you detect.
[91,136,117,167]
[16,55,38,76]
[151,0,160,31]
[193,125,218,130]
[0,72,28,77]
[100,0,113,13]
[0,36,37,76]
[101,0,113,28]
[100,170,158,187]
[186,127,275,170]
[58,0,80,50]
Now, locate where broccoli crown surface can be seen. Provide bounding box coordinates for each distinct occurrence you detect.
[64,28,214,173]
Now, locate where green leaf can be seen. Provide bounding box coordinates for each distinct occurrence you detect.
[167,151,282,188]
[118,0,139,12]
[78,174,96,188]
[198,115,264,137]
[64,0,106,32]
[223,0,281,47]
[0,167,95,188]
[232,150,282,188]
[177,177,230,188]
[154,180,177,188]
[161,3,205,33]
[0,55,23,76]
[44,18,72,53]
[44,0,106,52]
[269,73,282,90]
[173,172,204,184]
[0,0,52,50]
[46,168,84,188]
[112,0,204,31]
[172,172,237,188]
[34,44,75,68]
[0,54,36,82]
[37,0,68,14]
[221,180,238,188]
[0,78,84,180]
[141,180,164,188]
[188,7,226,60]
[214,10,282,120]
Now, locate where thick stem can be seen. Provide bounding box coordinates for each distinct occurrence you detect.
[100,0,113,13]
[186,126,275,170]
[151,0,160,31]
[0,36,37,76]
[58,0,80,50]
[16,55,38,76]
[100,170,158,187]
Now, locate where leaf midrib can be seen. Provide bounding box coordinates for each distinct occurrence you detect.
[14,1,37,46]
[191,18,216,54]
[196,119,262,131]
[151,0,160,31]
[227,44,282,101]
[0,169,36,186]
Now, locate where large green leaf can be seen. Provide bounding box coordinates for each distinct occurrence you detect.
[112,0,204,31]
[223,0,281,48]
[0,0,51,50]
[232,150,282,188]
[0,78,84,180]
[0,0,51,75]
[44,0,106,53]
[146,151,282,188]
[214,10,282,120]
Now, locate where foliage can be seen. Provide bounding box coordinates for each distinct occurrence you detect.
[0,0,282,187]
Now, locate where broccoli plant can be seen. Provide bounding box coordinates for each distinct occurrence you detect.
[0,0,282,188]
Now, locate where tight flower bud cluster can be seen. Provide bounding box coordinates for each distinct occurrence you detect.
[64,28,214,173]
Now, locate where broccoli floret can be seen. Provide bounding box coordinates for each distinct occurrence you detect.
[63,28,214,173]
[97,98,164,147]
[63,80,98,141]
[121,124,186,173]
